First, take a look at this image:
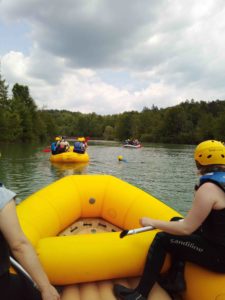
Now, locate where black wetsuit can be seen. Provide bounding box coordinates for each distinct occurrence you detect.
[136,172,225,298]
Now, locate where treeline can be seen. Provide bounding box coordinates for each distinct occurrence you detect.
[1,73,225,144]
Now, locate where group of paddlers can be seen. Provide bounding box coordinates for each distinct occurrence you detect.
[124,138,140,146]
[51,136,87,155]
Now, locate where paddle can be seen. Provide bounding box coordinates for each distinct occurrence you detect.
[10,256,38,289]
[120,225,155,238]
[10,256,63,294]
[42,146,51,153]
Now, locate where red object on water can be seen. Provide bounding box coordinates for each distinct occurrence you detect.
[42,148,51,153]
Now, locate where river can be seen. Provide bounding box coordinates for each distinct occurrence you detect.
[0,141,198,215]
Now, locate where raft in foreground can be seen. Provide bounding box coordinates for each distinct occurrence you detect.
[16,175,225,300]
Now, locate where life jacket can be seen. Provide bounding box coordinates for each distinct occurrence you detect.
[196,172,225,246]
[73,141,85,154]
[0,183,11,276]
[51,142,61,154]
[199,172,225,192]
[51,142,57,152]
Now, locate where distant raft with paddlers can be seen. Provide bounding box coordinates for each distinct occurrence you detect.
[123,143,142,148]
[123,139,142,148]
[15,175,225,300]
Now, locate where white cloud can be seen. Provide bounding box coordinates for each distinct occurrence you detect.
[1,0,225,114]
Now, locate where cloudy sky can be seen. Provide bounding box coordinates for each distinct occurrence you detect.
[1,0,225,115]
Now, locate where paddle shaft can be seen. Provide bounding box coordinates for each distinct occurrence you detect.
[10,256,38,289]
[120,225,155,238]
[127,225,154,235]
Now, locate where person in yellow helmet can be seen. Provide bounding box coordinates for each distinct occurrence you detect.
[50,137,63,155]
[51,137,61,155]
[114,140,225,300]
[73,137,87,154]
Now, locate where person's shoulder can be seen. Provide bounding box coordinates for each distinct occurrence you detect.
[195,182,222,205]
[0,185,16,210]
[197,181,220,194]
[199,181,222,190]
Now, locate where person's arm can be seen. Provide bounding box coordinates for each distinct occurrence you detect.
[140,182,218,235]
[0,200,60,300]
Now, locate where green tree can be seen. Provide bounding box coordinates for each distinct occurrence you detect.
[115,112,136,140]
[214,112,225,141]
[11,83,38,141]
[103,125,115,140]
[0,72,11,140]
[2,111,22,141]
[195,113,216,142]
[0,72,9,108]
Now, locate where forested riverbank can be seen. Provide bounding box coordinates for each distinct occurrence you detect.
[1,72,225,144]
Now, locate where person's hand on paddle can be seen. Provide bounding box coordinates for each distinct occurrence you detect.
[40,284,60,300]
[140,217,154,227]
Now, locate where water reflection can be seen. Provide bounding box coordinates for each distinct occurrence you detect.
[50,162,89,177]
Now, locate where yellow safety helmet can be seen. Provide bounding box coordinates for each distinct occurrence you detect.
[77,137,85,142]
[194,140,225,166]
[55,136,61,141]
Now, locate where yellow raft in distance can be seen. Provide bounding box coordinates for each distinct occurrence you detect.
[50,146,89,163]
[16,175,225,300]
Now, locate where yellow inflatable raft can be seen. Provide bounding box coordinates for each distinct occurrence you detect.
[50,147,89,163]
[16,175,225,300]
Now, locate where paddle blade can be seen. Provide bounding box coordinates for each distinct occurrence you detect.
[120,230,129,238]
[42,148,51,152]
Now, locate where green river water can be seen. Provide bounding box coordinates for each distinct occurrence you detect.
[0,141,198,215]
